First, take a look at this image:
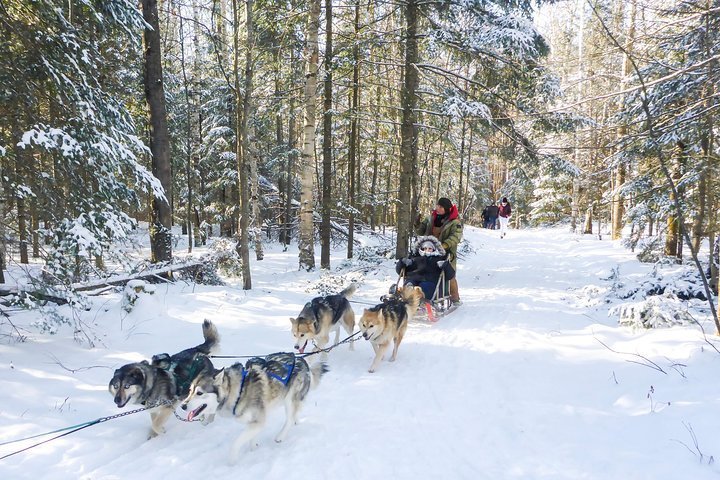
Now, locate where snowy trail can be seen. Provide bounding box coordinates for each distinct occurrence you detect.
[1,227,719,479]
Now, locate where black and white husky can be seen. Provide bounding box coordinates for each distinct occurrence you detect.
[108,319,220,439]
[290,284,357,353]
[180,353,328,463]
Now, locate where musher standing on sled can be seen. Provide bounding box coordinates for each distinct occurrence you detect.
[416,197,463,306]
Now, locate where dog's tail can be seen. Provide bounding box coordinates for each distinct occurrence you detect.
[196,319,221,355]
[309,361,329,390]
[340,283,358,298]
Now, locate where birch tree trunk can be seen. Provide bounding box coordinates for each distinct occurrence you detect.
[142,0,173,263]
[298,0,320,270]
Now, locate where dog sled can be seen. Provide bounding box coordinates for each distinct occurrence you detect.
[384,269,458,322]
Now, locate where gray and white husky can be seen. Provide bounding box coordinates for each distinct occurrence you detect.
[180,352,328,463]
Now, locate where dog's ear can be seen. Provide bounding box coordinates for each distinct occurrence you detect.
[213,368,225,380]
[289,317,295,323]
[129,365,146,384]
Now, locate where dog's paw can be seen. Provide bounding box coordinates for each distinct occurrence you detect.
[368,368,375,373]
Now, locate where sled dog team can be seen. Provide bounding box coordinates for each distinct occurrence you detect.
[109,283,424,463]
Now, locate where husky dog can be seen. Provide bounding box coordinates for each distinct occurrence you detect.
[290,284,357,353]
[181,352,328,463]
[359,285,423,373]
[108,319,220,438]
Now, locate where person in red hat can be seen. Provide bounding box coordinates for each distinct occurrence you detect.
[416,197,463,305]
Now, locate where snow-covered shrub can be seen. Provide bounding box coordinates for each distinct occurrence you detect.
[181,261,225,286]
[633,236,663,263]
[121,280,156,313]
[611,293,693,328]
[352,245,391,264]
[207,238,244,278]
[604,261,709,304]
[309,271,364,297]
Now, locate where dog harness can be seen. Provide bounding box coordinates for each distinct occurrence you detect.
[155,352,207,396]
[231,368,249,416]
[309,297,348,334]
[230,356,297,416]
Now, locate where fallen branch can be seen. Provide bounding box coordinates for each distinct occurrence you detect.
[0,261,204,306]
[594,336,667,374]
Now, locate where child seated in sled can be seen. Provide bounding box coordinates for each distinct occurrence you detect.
[395,235,455,302]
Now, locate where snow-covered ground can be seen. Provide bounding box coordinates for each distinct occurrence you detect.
[1,225,719,479]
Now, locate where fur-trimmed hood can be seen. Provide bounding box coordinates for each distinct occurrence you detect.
[411,235,445,256]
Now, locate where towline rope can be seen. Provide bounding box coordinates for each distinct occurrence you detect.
[0,404,163,461]
[209,331,363,360]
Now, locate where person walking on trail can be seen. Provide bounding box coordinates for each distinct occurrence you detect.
[416,197,463,305]
[485,202,499,229]
[498,197,512,239]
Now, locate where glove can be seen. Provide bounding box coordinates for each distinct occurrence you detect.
[436,260,446,268]
[402,258,413,267]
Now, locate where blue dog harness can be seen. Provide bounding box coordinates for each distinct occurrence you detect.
[231,357,297,416]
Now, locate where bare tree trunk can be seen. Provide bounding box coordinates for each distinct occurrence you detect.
[179,14,194,253]
[691,171,707,253]
[245,0,263,263]
[370,63,381,231]
[233,0,252,289]
[571,178,580,233]
[693,6,714,254]
[320,0,333,269]
[347,0,360,259]
[395,0,419,259]
[463,126,473,216]
[142,0,173,263]
[611,0,635,241]
[13,124,28,265]
[282,48,298,249]
[664,145,683,258]
[298,0,320,270]
[583,205,593,234]
[0,159,5,283]
[457,118,466,213]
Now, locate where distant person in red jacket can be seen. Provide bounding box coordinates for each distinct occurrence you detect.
[498,197,512,239]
